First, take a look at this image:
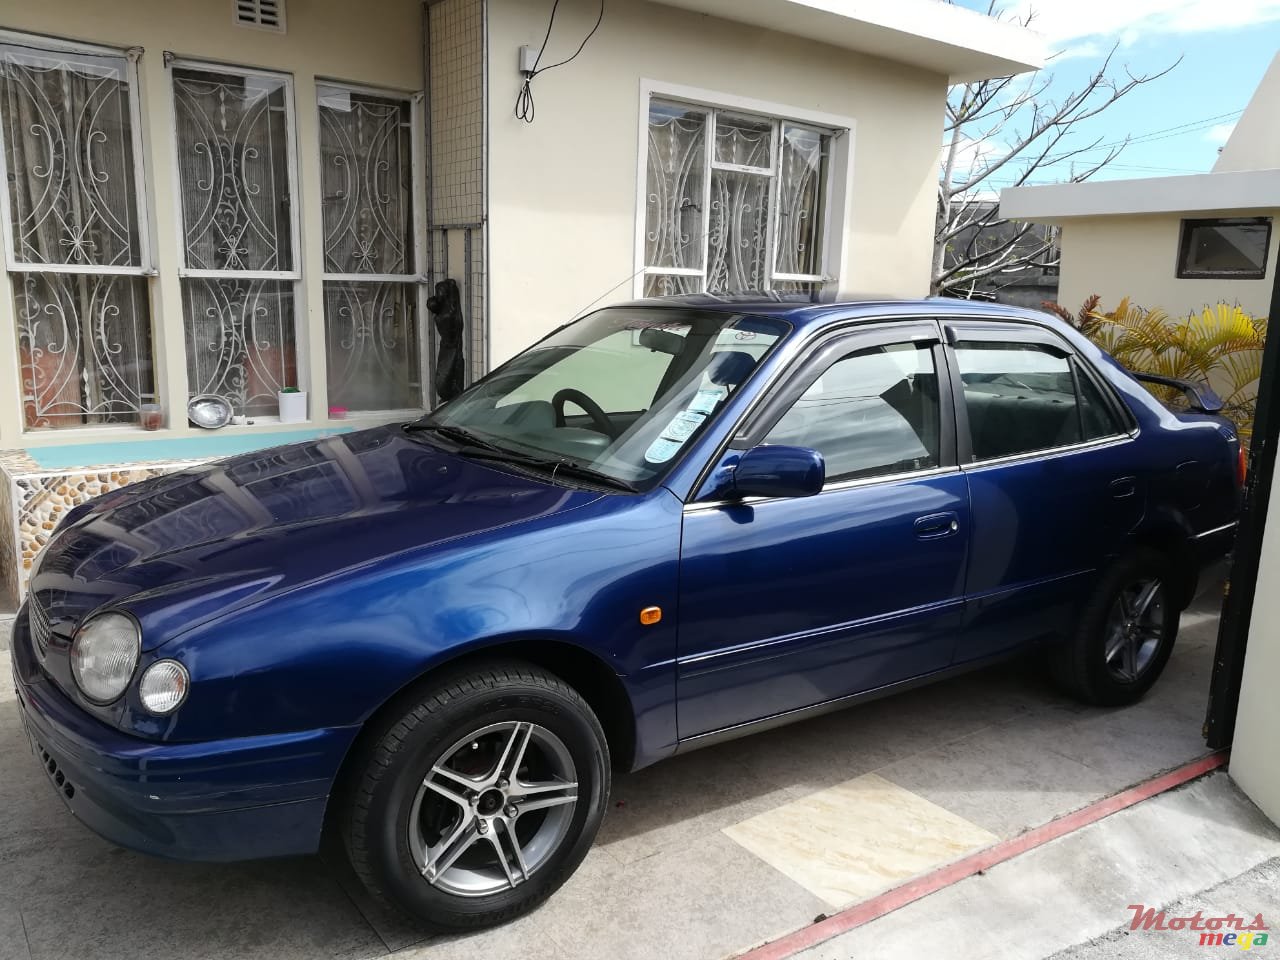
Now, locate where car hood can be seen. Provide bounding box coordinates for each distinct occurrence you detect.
[28,425,602,646]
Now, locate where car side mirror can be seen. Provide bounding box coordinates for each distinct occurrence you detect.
[731,445,825,499]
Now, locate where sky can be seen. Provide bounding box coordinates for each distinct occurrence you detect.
[950,0,1280,190]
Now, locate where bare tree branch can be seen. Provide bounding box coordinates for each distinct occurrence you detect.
[932,7,1179,298]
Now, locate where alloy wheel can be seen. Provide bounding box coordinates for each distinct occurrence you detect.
[408,720,579,897]
[1103,577,1166,683]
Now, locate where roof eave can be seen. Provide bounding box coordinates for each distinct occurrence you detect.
[1000,169,1280,223]
[651,0,1047,83]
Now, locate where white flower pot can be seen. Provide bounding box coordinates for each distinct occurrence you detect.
[278,391,307,423]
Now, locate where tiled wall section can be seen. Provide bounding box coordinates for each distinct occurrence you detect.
[0,450,209,604]
[427,0,488,382]
[428,0,484,226]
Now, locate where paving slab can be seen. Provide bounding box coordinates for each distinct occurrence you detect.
[725,773,997,908]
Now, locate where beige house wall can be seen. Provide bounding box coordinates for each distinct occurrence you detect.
[485,0,948,364]
[0,0,424,450]
[1056,212,1280,319]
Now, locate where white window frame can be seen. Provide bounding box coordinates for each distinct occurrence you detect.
[165,56,303,283]
[315,78,429,415]
[0,31,154,277]
[633,79,855,299]
[165,56,304,420]
[0,31,158,434]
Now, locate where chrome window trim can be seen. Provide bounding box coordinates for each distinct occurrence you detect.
[683,464,959,513]
[960,432,1134,471]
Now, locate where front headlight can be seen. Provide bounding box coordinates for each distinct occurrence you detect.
[70,613,140,704]
[139,660,190,715]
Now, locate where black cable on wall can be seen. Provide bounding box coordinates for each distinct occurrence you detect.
[514,0,605,123]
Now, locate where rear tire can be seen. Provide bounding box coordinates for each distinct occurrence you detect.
[342,661,610,931]
[1051,548,1181,706]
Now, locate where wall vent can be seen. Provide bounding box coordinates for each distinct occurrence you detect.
[234,0,285,32]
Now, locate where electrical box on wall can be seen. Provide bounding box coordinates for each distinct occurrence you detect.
[519,45,539,74]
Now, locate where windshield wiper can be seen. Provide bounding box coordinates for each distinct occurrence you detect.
[402,421,504,451]
[462,447,639,493]
[402,422,638,492]
[538,458,640,493]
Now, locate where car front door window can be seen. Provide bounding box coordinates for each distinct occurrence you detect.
[763,341,941,483]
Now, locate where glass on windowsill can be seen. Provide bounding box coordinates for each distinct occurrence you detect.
[140,404,163,431]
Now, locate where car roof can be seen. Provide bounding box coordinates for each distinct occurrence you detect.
[623,292,1051,333]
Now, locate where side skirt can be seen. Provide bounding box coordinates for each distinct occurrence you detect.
[672,648,1031,755]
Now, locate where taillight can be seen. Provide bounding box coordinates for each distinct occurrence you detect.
[1237,444,1248,488]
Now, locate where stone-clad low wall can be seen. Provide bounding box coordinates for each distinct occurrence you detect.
[0,450,209,604]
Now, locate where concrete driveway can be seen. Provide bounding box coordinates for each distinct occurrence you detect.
[0,599,1223,960]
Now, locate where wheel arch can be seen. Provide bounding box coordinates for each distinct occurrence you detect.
[323,637,637,837]
[1128,514,1198,609]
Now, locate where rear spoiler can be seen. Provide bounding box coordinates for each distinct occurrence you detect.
[1130,371,1225,414]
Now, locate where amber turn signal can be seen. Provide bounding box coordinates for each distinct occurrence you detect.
[639,606,662,625]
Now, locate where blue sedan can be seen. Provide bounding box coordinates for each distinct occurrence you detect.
[11,295,1240,929]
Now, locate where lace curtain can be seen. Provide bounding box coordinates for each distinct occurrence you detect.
[0,43,154,428]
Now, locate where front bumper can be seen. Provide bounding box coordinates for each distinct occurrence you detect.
[9,608,359,862]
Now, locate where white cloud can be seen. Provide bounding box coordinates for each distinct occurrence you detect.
[1205,121,1237,145]
[1054,40,1108,61]
[943,135,1000,181]
[998,0,1280,47]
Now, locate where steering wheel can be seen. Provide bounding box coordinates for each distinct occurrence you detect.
[551,388,617,439]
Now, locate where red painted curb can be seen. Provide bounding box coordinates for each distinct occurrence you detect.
[736,751,1230,960]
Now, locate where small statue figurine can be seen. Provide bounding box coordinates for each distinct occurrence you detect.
[427,278,466,404]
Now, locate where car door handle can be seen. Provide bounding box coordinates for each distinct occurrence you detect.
[1110,477,1138,499]
[914,512,960,540]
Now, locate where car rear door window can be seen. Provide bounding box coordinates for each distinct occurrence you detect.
[1076,364,1125,440]
[955,341,1121,460]
[763,341,941,483]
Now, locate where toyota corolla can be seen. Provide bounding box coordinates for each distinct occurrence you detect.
[10,295,1240,930]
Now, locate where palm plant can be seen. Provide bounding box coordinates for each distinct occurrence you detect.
[1085,298,1267,443]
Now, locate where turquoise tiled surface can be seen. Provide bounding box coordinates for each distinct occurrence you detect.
[24,427,354,470]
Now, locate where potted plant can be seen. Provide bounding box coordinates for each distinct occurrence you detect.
[278,386,307,423]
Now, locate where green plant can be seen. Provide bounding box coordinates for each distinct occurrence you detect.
[1041,294,1102,336]
[1085,298,1267,443]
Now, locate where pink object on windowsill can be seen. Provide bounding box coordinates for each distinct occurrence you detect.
[329,406,348,420]
[140,404,162,431]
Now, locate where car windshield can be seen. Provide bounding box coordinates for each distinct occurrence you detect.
[415,306,790,491]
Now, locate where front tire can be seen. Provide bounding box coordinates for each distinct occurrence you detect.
[1051,548,1181,706]
[342,661,610,931]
